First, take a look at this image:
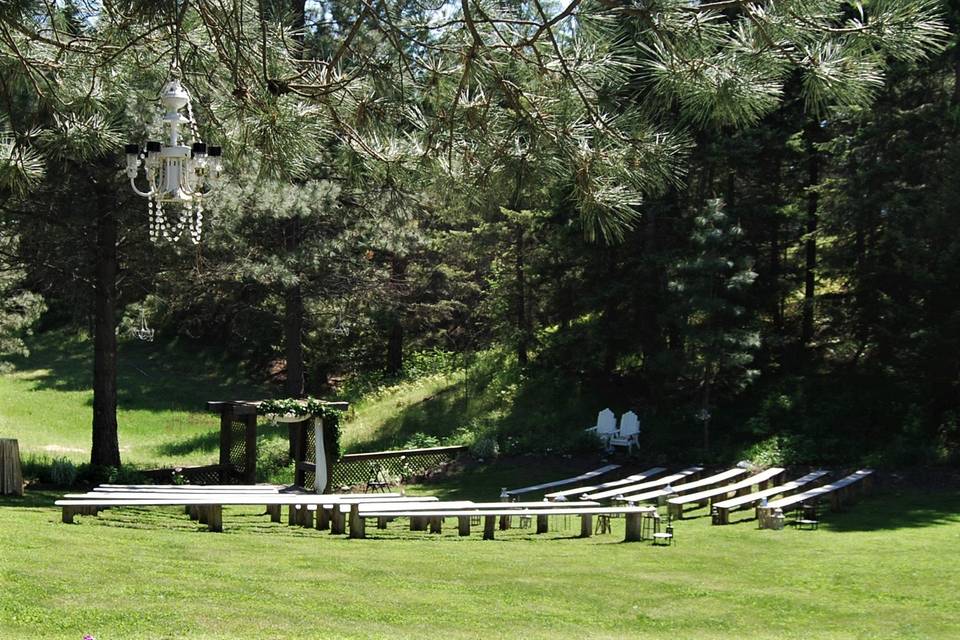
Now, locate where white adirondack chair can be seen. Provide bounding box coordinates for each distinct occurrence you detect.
[609,411,641,452]
[585,408,618,446]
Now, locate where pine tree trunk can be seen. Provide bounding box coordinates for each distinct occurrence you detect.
[385,256,407,376]
[284,283,304,397]
[515,222,529,367]
[91,206,120,468]
[801,123,820,346]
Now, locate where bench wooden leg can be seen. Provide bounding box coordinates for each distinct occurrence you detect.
[429,516,442,534]
[580,514,592,538]
[410,516,427,532]
[207,505,223,532]
[62,506,75,524]
[377,516,389,530]
[184,505,192,516]
[330,508,346,535]
[714,507,729,525]
[483,515,496,540]
[288,505,299,526]
[349,505,364,539]
[267,504,281,523]
[458,516,471,536]
[499,514,511,530]
[668,503,682,520]
[536,514,549,534]
[316,507,330,531]
[198,506,209,525]
[301,506,314,528]
[624,512,642,542]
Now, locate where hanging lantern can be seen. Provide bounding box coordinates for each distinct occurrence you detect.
[125,74,222,244]
[133,309,155,342]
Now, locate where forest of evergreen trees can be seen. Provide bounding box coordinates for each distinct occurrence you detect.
[1,0,958,467]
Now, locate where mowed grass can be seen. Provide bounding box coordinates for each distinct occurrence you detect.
[1,479,959,639]
[0,333,266,467]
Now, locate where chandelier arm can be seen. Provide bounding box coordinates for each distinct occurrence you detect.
[129,176,155,198]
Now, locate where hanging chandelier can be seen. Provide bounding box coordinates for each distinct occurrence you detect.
[125,74,222,244]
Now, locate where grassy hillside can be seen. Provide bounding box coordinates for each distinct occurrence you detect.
[0,332,266,468]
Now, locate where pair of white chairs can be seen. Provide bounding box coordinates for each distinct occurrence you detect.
[584,408,641,452]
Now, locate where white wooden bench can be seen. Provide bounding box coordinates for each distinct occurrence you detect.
[756,469,874,529]
[356,500,602,533]
[351,505,657,541]
[55,493,430,533]
[503,464,621,498]
[666,468,786,519]
[544,467,667,500]
[581,466,703,501]
[610,467,747,503]
[711,470,829,525]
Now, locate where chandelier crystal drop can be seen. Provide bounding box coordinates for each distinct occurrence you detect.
[125,74,222,244]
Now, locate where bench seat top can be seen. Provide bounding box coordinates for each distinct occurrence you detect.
[359,506,657,518]
[582,466,703,500]
[94,484,290,491]
[713,470,830,510]
[504,464,621,497]
[357,500,601,512]
[667,468,785,506]
[761,470,874,511]
[55,495,433,507]
[613,467,747,502]
[544,467,666,500]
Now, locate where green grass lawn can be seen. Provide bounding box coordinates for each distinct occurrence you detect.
[1,478,959,639]
[0,333,267,468]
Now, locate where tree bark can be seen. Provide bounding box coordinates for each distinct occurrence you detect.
[801,122,821,346]
[91,205,120,468]
[385,255,407,376]
[283,282,305,397]
[514,222,529,367]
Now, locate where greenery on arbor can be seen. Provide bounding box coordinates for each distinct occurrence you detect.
[0,0,957,467]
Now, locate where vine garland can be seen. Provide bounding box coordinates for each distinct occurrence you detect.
[258,397,343,460]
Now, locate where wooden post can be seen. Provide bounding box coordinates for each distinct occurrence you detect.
[198,506,209,525]
[267,504,281,523]
[189,505,200,521]
[499,513,511,530]
[330,506,345,534]
[207,505,223,532]
[410,516,427,531]
[458,516,471,536]
[536,514,549,534]
[61,506,75,524]
[580,514,592,538]
[288,505,299,526]
[0,439,24,496]
[316,507,330,531]
[429,516,442,534]
[483,515,496,540]
[301,506,314,528]
[243,414,257,484]
[668,502,682,520]
[377,516,389,529]
[349,504,364,539]
[624,512,642,542]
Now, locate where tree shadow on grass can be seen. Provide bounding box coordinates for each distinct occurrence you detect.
[824,490,960,532]
[153,421,290,458]
[9,331,269,413]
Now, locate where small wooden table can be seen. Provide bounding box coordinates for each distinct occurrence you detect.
[0,438,24,496]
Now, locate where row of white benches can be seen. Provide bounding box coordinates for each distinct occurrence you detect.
[525,465,874,527]
[55,486,663,541]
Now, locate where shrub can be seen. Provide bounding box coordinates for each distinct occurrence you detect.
[470,436,500,460]
[49,458,78,487]
[256,436,293,483]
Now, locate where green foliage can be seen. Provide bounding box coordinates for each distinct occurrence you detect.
[49,457,78,487]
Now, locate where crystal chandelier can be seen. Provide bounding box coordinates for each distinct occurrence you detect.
[125,74,222,244]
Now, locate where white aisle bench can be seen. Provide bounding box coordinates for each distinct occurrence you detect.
[665,468,786,519]
[711,470,829,525]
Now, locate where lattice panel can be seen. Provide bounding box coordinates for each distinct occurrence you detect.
[304,425,316,463]
[330,450,459,489]
[229,419,246,473]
